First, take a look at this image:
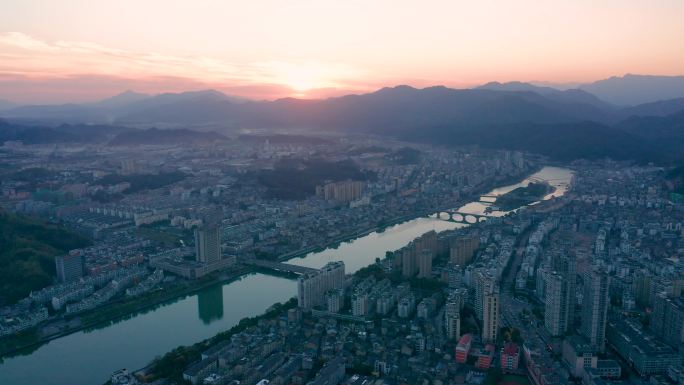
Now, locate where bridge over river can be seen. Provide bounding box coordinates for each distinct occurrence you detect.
[0,166,575,385]
[243,258,319,275]
[436,210,489,223]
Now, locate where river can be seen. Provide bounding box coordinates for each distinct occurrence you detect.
[0,166,573,385]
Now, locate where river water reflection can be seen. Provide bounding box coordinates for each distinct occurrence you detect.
[0,166,572,385]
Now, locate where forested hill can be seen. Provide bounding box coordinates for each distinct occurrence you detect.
[0,210,91,305]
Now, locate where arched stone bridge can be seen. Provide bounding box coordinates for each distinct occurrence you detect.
[436,210,489,224]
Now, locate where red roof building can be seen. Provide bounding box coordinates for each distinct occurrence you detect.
[501,342,520,371]
[475,344,495,369]
[455,333,472,363]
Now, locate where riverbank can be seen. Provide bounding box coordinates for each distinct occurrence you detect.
[276,167,539,263]
[0,166,570,385]
[495,181,555,211]
[134,297,298,384]
[0,267,251,358]
[0,168,534,359]
[135,169,555,384]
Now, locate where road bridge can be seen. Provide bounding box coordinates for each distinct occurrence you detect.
[243,258,320,275]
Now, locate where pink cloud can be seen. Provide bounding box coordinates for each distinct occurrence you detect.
[0,32,373,103]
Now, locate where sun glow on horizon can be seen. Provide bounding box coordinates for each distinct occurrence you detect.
[281,67,321,92]
[260,61,364,94]
[1,0,683,103]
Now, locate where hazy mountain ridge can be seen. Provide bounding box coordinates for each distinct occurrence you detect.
[0,89,247,125]
[0,119,227,146]
[616,110,684,142]
[578,74,684,105]
[0,119,132,144]
[234,85,618,133]
[620,97,684,118]
[5,76,684,126]
[91,90,151,109]
[2,81,684,162]
[408,120,659,162]
[477,81,615,110]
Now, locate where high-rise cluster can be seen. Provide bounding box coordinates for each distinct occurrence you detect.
[315,180,365,203]
[297,261,345,309]
[396,230,437,278]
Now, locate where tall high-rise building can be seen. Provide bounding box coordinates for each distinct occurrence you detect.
[414,230,438,258]
[482,284,500,343]
[632,269,652,308]
[400,231,438,278]
[554,254,577,324]
[651,293,684,347]
[400,247,417,277]
[581,267,610,352]
[55,250,85,283]
[316,180,365,203]
[450,236,480,266]
[535,267,548,302]
[545,272,570,336]
[195,225,221,264]
[543,254,576,336]
[297,261,345,309]
[474,270,495,319]
[417,249,432,278]
[445,296,461,340]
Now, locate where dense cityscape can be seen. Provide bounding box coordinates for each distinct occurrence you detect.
[0,132,683,385]
[2,2,684,385]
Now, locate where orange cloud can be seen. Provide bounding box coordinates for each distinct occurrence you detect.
[0,32,372,103]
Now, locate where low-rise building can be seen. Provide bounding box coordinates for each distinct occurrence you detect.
[607,319,680,376]
[500,342,520,372]
[455,334,472,363]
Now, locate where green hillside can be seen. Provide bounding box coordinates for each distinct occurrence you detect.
[0,210,91,305]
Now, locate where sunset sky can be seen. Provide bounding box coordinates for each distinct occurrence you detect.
[1,0,683,103]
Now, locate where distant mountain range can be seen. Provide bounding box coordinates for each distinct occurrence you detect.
[477,81,614,110]
[577,74,684,105]
[480,76,684,109]
[0,120,227,146]
[0,120,130,145]
[3,74,684,125]
[1,75,684,162]
[2,89,248,126]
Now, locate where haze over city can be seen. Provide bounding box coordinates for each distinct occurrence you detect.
[2,2,684,385]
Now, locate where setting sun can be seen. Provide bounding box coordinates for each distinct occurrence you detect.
[281,66,320,91]
[262,61,362,94]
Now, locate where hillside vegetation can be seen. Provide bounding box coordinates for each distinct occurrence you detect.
[0,210,91,305]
